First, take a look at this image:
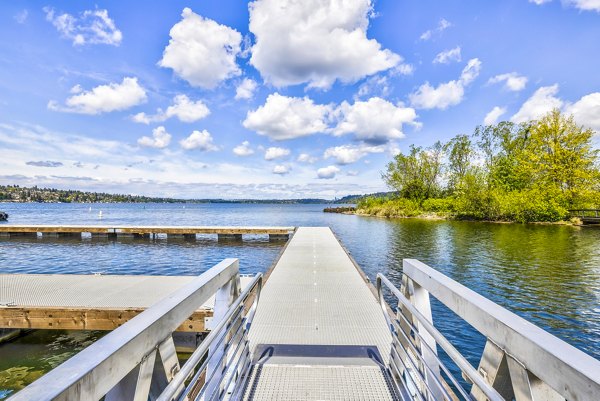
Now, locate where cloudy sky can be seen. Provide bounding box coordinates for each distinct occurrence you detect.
[1,0,599,199]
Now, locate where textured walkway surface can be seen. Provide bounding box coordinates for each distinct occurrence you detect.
[246,227,397,400]
[0,274,252,308]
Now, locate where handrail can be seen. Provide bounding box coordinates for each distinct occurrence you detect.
[8,258,240,401]
[403,258,600,401]
[157,273,263,401]
[377,273,505,401]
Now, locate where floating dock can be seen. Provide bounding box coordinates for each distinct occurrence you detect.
[0,225,294,240]
[6,226,600,401]
[0,274,250,332]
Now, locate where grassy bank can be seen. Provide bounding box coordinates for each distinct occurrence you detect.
[355,195,585,224]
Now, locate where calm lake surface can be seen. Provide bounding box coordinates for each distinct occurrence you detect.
[1,202,600,397]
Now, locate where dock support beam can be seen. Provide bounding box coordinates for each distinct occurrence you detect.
[269,234,289,241]
[0,232,38,238]
[0,328,22,344]
[91,233,117,239]
[218,234,243,241]
[42,232,78,238]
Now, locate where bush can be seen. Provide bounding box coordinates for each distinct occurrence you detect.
[356,197,421,218]
[497,189,568,223]
[422,198,455,213]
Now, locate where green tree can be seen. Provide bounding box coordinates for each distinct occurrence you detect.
[446,134,473,192]
[518,109,599,206]
[383,143,444,203]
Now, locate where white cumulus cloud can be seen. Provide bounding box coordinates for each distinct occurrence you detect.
[264,147,290,161]
[483,106,507,125]
[297,153,318,163]
[433,46,461,64]
[233,141,254,156]
[488,72,528,92]
[324,143,385,165]
[248,0,400,88]
[159,8,242,89]
[235,78,258,100]
[48,77,147,114]
[137,126,172,149]
[43,7,122,46]
[317,165,340,179]
[243,93,332,140]
[410,58,481,110]
[565,92,600,132]
[179,129,218,151]
[132,94,210,124]
[530,0,600,12]
[511,85,563,123]
[333,97,418,143]
[272,165,290,175]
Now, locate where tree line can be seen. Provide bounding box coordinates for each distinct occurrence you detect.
[359,109,600,222]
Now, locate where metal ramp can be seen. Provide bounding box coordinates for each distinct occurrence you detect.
[241,227,398,400]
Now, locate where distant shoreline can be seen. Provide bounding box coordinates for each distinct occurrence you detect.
[323,205,581,226]
[0,184,364,205]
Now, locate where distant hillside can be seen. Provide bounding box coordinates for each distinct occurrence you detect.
[0,184,378,204]
[334,192,395,204]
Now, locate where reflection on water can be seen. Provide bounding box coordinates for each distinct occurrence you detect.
[1,203,599,396]
[0,330,104,398]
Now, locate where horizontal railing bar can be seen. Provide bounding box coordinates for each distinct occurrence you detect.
[389,342,438,401]
[199,317,248,401]
[377,273,504,401]
[391,310,473,401]
[390,318,464,401]
[403,258,600,401]
[178,309,246,401]
[206,332,249,401]
[9,258,240,401]
[160,273,262,401]
[389,351,427,401]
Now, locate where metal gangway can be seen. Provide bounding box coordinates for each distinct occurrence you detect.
[8,227,600,401]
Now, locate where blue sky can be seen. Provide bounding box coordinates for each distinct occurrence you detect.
[1,0,599,199]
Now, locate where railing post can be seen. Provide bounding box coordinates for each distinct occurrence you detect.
[105,350,157,401]
[402,260,444,401]
[471,339,514,401]
[205,260,241,400]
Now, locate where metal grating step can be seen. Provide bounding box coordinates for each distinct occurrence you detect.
[242,364,400,401]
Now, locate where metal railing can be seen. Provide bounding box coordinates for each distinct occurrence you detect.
[156,273,262,401]
[377,274,503,401]
[377,259,600,401]
[568,209,600,218]
[8,258,259,401]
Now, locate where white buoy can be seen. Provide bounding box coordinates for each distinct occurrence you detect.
[88,206,92,212]
[98,211,103,219]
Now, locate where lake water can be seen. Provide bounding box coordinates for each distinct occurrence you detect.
[1,202,599,398]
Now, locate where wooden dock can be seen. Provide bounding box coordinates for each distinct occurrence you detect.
[0,225,294,240]
[0,273,252,332]
[569,209,600,224]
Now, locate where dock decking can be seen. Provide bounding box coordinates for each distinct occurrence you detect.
[245,227,397,400]
[0,274,251,332]
[0,225,294,240]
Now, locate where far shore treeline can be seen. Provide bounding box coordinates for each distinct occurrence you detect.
[0,185,356,205]
[358,109,600,223]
